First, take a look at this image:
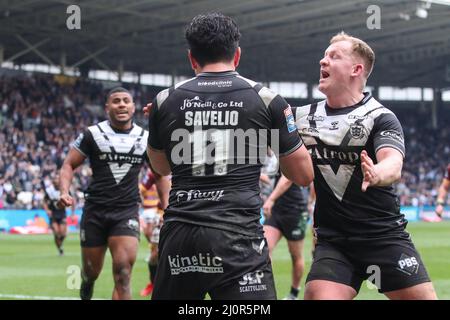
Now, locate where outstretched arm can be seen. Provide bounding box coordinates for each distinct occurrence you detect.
[58,148,86,208]
[360,148,403,192]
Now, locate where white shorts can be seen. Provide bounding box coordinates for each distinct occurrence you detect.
[150,225,161,244]
[142,208,160,225]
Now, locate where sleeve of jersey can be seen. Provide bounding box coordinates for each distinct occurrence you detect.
[72,130,92,157]
[147,97,164,151]
[445,165,450,180]
[268,96,303,157]
[372,113,405,158]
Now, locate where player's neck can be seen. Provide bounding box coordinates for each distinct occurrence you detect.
[109,120,133,131]
[195,62,235,74]
[326,91,365,109]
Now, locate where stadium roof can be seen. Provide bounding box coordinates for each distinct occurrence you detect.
[0,0,450,88]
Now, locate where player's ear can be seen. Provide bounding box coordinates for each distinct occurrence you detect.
[233,47,241,68]
[188,50,199,71]
[352,63,364,77]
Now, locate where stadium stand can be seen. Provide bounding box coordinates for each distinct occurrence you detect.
[0,72,449,211]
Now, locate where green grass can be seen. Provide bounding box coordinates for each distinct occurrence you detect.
[0,222,449,300]
[271,221,450,300]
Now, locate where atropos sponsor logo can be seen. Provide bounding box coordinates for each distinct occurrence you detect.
[238,270,267,293]
[350,123,366,139]
[98,153,143,164]
[307,115,325,122]
[284,106,297,133]
[168,253,223,275]
[198,80,233,87]
[127,219,139,231]
[380,130,404,143]
[176,189,225,202]
[396,254,419,275]
[329,121,339,130]
[309,146,359,163]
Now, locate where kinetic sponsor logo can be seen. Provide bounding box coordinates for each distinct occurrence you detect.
[168,253,223,275]
[176,189,225,202]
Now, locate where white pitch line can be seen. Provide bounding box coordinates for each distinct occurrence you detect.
[0,293,107,300]
[0,293,80,300]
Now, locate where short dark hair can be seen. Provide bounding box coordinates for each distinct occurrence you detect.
[185,12,241,67]
[106,87,132,101]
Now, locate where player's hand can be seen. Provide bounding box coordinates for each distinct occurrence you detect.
[143,102,152,116]
[435,204,444,218]
[46,210,52,217]
[361,150,380,192]
[263,198,275,218]
[58,193,73,209]
[260,174,271,185]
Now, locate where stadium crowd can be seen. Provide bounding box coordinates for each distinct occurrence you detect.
[0,72,448,209]
[0,73,150,210]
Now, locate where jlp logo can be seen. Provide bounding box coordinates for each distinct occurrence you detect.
[239,270,264,286]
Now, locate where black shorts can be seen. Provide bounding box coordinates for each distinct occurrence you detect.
[264,206,309,241]
[80,202,140,248]
[152,221,277,300]
[306,232,431,293]
[50,214,67,225]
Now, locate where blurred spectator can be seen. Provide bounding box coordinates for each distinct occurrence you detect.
[0,72,448,209]
[0,72,154,209]
[67,212,79,230]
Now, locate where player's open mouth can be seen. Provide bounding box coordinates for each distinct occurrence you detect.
[321,70,330,79]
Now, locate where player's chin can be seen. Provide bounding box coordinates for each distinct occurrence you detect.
[114,116,132,124]
[317,82,328,94]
